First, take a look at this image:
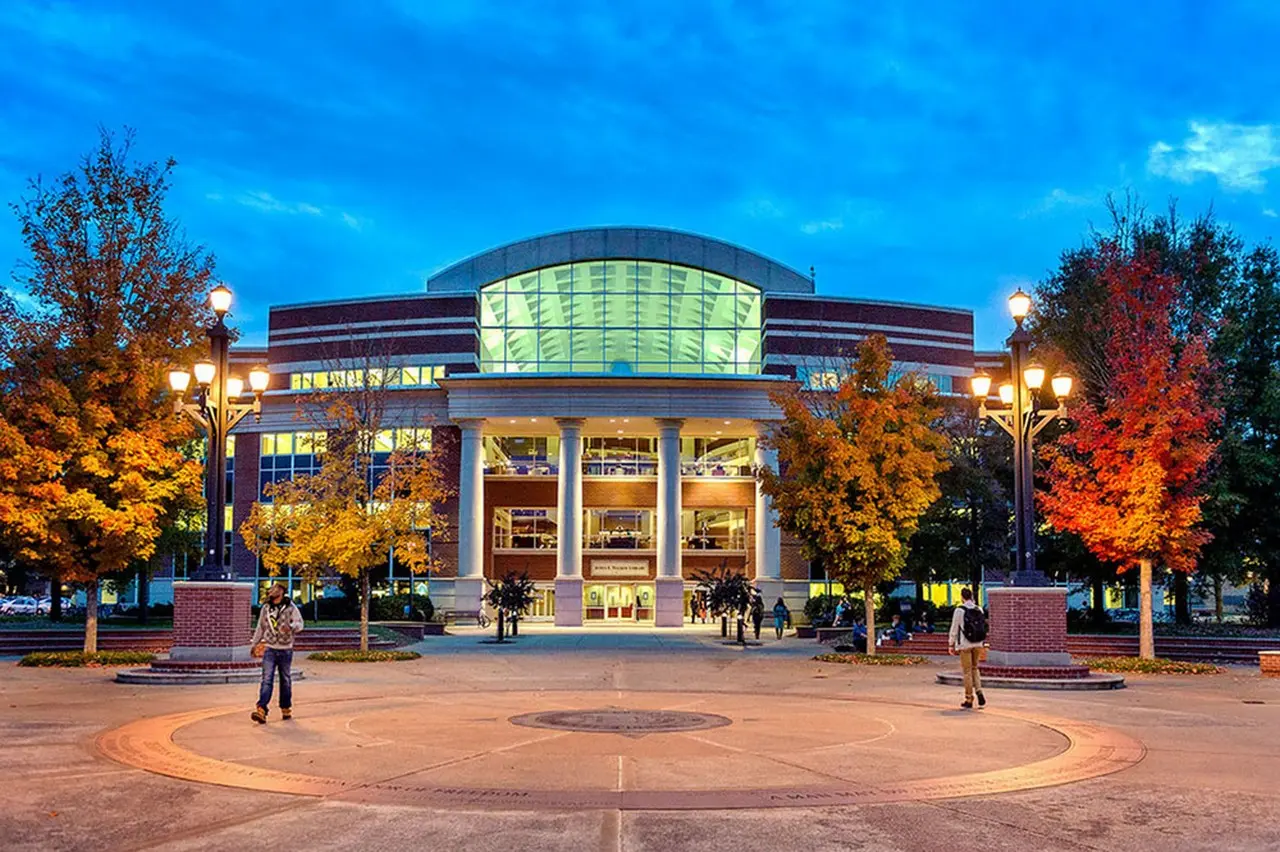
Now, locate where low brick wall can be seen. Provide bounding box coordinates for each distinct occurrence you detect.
[1261,651,1280,678]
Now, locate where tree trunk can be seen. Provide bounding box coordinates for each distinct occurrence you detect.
[1091,576,1106,623]
[49,572,62,622]
[83,579,99,655]
[864,580,877,657]
[138,569,150,625]
[1138,558,1155,660]
[1214,576,1224,623]
[496,609,506,643]
[1173,571,1190,625]
[359,568,370,653]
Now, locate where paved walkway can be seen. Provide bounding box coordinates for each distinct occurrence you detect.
[4,628,1279,851]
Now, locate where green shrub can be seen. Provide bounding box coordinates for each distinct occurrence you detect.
[19,651,156,667]
[369,594,434,622]
[813,652,929,666]
[1077,656,1223,674]
[307,649,421,662]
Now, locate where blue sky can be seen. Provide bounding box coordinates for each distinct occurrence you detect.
[2,1,1279,350]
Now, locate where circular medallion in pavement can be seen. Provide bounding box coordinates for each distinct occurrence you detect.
[510,708,731,735]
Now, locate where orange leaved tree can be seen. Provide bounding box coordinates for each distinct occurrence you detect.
[1039,243,1220,659]
[0,129,209,652]
[758,335,949,654]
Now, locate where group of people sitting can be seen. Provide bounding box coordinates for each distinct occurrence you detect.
[827,598,935,652]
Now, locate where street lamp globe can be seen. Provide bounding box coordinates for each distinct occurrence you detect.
[998,383,1015,406]
[1008,289,1032,323]
[970,372,992,399]
[1023,362,1046,390]
[1051,373,1074,399]
[168,369,191,394]
[226,376,245,399]
[209,284,232,316]
[248,366,270,393]
[192,359,216,386]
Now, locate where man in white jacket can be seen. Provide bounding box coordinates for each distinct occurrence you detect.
[948,588,986,709]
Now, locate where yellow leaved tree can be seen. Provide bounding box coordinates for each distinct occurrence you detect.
[758,335,949,653]
[240,375,451,651]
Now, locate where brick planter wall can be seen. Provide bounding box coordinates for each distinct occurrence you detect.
[984,587,1073,668]
[170,582,254,662]
[1262,651,1280,678]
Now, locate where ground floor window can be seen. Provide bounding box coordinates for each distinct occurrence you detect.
[493,508,558,549]
[585,509,653,549]
[682,508,747,550]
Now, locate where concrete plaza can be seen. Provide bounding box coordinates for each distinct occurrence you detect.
[3,625,1278,851]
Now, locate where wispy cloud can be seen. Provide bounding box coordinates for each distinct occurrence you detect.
[1022,187,1093,217]
[1264,208,1278,218]
[1148,121,1280,192]
[800,218,843,235]
[230,190,324,216]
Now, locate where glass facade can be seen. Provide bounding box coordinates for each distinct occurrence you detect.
[585,509,654,549]
[680,437,754,477]
[493,508,558,549]
[479,261,763,374]
[289,365,446,391]
[484,436,560,475]
[584,436,657,476]
[259,432,325,500]
[796,366,956,395]
[682,508,747,550]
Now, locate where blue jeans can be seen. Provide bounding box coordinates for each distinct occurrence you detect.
[257,647,293,711]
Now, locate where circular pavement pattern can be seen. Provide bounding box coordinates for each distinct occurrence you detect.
[96,689,1145,811]
[510,709,733,735]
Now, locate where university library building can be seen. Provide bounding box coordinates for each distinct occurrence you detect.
[200,227,980,627]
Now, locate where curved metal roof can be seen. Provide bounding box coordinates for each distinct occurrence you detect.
[425,226,815,295]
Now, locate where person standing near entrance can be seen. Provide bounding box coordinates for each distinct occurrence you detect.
[772,597,790,640]
[250,583,304,724]
[948,588,986,709]
[750,595,764,640]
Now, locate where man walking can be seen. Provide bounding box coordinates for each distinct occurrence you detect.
[948,587,986,710]
[250,582,304,724]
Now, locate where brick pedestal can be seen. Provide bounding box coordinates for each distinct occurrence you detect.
[983,587,1073,670]
[1261,651,1280,678]
[169,581,255,663]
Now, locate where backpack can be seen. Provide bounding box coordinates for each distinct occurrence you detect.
[961,606,987,643]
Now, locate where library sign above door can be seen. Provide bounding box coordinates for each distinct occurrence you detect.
[589,560,649,578]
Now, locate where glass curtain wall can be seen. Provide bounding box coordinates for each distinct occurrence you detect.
[679,437,755,476]
[585,509,654,549]
[479,261,762,374]
[682,509,748,550]
[484,436,560,475]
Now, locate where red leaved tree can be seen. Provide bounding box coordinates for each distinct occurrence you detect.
[1039,242,1220,658]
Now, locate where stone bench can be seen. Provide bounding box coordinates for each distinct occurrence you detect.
[1261,651,1280,678]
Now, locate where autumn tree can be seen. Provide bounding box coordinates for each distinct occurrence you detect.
[0,129,209,652]
[759,335,949,654]
[240,362,452,651]
[1039,242,1220,658]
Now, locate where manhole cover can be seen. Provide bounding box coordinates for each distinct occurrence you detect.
[509,708,732,735]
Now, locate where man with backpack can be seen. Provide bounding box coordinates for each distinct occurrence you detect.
[948,587,987,709]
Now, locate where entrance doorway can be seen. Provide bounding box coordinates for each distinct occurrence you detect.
[585,583,655,623]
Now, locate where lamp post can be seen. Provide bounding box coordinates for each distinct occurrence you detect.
[168,284,269,582]
[969,289,1073,587]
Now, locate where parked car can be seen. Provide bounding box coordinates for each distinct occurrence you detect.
[1,596,40,615]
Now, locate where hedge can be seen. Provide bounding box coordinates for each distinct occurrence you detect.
[19,651,156,667]
[307,650,421,662]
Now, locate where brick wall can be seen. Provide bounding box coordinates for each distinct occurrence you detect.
[986,589,1068,655]
[172,583,253,648]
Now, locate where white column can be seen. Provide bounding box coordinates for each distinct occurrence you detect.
[554,418,585,626]
[654,418,685,627]
[754,423,784,603]
[453,418,485,613]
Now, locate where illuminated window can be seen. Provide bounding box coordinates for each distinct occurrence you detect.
[682,509,747,551]
[289,365,446,391]
[679,437,755,477]
[585,509,654,549]
[259,432,326,500]
[479,261,762,374]
[493,508,558,549]
[484,436,560,475]
[583,436,657,476]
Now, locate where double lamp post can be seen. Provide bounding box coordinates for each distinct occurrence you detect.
[167,284,269,582]
[969,289,1073,587]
